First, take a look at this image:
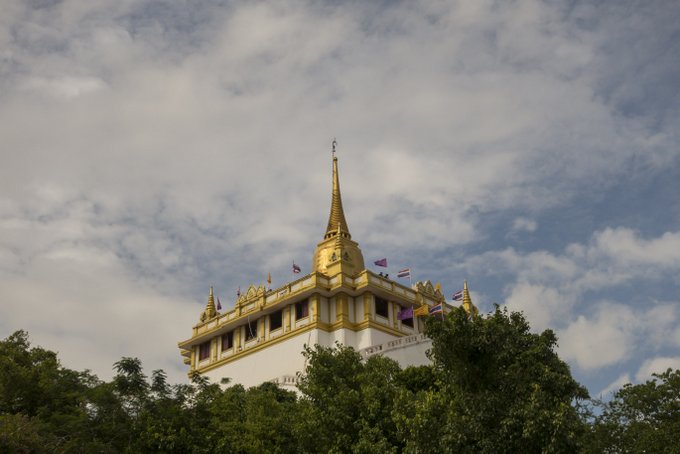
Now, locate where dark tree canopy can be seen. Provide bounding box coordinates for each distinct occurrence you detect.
[419,306,590,453]
[585,368,680,453]
[1,308,676,453]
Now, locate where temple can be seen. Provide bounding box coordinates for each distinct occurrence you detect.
[178,146,477,389]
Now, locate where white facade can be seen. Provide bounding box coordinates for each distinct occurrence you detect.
[203,327,433,389]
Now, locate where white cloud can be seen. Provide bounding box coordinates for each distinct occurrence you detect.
[673,327,680,348]
[0,241,198,383]
[467,227,680,304]
[590,228,680,268]
[635,357,680,382]
[599,373,631,398]
[22,76,107,98]
[505,283,570,331]
[558,303,639,370]
[512,217,537,233]
[475,227,680,373]
[541,296,677,373]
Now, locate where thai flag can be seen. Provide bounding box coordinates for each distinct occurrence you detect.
[429,304,443,314]
[397,268,411,279]
[292,262,301,274]
[452,290,463,301]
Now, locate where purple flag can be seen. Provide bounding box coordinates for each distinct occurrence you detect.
[216,297,222,311]
[397,307,414,320]
[374,258,388,267]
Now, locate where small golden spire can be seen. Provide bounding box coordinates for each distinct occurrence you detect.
[324,142,351,240]
[461,280,478,317]
[202,286,217,321]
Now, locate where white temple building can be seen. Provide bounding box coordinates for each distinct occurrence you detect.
[178,149,476,390]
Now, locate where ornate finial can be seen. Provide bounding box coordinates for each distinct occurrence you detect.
[332,138,337,157]
[324,148,351,239]
[201,286,217,322]
[461,280,478,317]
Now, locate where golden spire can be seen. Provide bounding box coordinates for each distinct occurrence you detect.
[201,286,217,322]
[462,280,478,317]
[312,140,365,275]
[324,141,351,239]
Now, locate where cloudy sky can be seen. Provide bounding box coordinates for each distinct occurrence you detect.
[1,0,679,396]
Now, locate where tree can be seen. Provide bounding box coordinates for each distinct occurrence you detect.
[295,344,407,453]
[0,413,57,453]
[206,382,298,453]
[0,330,105,452]
[407,306,590,454]
[1,311,594,453]
[585,368,680,453]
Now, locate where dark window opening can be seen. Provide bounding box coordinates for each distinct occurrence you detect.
[198,341,210,361]
[245,320,258,341]
[295,300,309,320]
[375,297,389,318]
[270,310,283,331]
[221,331,233,351]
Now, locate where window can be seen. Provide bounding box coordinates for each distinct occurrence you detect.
[400,306,413,327]
[198,341,210,361]
[270,309,283,331]
[245,320,258,341]
[295,300,309,320]
[221,331,233,351]
[375,297,389,318]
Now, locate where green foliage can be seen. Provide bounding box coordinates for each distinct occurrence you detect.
[3,316,676,453]
[415,306,590,453]
[208,382,298,453]
[0,413,57,453]
[295,344,405,453]
[0,330,100,452]
[395,365,438,393]
[585,368,680,453]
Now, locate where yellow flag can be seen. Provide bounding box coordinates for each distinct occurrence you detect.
[414,305,429,317]
[267,272,271,285]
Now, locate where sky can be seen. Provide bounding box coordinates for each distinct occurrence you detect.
[1,0,679,397]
